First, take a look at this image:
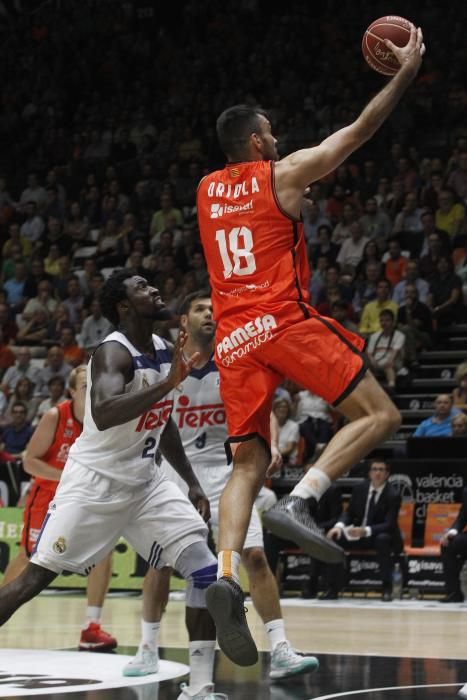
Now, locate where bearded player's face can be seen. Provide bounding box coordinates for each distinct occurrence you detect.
[256,115,279,161]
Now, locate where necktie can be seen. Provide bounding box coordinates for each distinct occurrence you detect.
[366,489,376,526]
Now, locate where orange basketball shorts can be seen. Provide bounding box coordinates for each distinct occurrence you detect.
[21,481,57,556]
[215,301,367,449]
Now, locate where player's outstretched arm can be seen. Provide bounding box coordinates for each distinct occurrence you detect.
[159,418,211,521]
[23,408,62,481]
[277,26,425,194]
[90,341,177,431]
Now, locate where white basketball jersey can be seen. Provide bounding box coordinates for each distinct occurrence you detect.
[68,331,173,485]
[171,357,227,468]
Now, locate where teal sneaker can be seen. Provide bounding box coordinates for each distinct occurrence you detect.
[177,682,228,699]
[269,641,319,680]
[122,643,159,676]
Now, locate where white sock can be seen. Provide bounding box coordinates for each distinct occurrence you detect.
[265,618,287,651]
[141,620,160,651]
[188,640,216,691]
[84,605,102,628]
[291,467,331,501]
[217,550,241,586]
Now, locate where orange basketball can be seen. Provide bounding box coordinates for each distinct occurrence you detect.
[362,15,413,76]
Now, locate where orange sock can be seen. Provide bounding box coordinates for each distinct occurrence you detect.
[218,550,241,585]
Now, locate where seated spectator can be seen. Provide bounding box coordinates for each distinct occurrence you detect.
[331,201,357,245]
[5,376,39,425]
[419,231,446,281]
[436,188,465,242]
[447,151,467,203]
[78,299,113,355]
[63,276,84,328]
[413,394,461,437]
[4,261,28,313]
[34,375,66,426]
[394,191,423,236]
[96,218,128,267]
[149,192,183,243]
[428,256,466,326]
[0,302,18,344]
[42,185,65,223]
[20,201,44,246]
[22,279,57,321]
[383,238,409,288]
[453,361,467,411]
[353,261,382,314]
[2,222,32,260]
[397,283,433,361]
[325,459,403,601]
[272,398,300,466]
[46,303,72,347]
[421,171,444,212]
[367,310,406,389]
[302,197,331,245]
[419,209,451,258]
[336,222,369,272]
[16,309,50,347]
[392,259,429,305]
[359,279,399,336]
[59,325,85,368]
[83,272,105,310]
[40,345,72,392]
[64,201,89,244]
[77,258,98,297]
[292,387,334,462]
[53,256,73,301]
[0,400,34,457]
[0,348,43,397]
[23,258,54,300]
[44,242,61,276]
[452,413,467,437]
[358,196,392,251]
[440,486,467,602]
[331,300,358,333]
[309,225,338,268]
[0,328,15,381]
[309,255,329,306]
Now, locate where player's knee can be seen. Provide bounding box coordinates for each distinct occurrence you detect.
[174,541,217,609]
[242,546,268,575]
[382,403,401,434]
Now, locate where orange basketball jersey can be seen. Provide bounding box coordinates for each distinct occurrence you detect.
[34,399,82,491]
[197,160,311,326]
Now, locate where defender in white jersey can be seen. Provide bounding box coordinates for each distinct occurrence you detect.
[0,272,219,669]
[123,292,319,688]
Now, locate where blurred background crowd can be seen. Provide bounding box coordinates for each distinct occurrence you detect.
[0,0,467,470]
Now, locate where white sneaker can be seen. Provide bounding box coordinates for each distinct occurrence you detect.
[177,682,228,699]
[122,643,159,676]
[269,640,319,680]
[459,684,467,698]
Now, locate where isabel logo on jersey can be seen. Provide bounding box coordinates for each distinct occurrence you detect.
[175,394,225,428]
[135,399,173,432]
[210,199,253,219]
[217,314,277,366]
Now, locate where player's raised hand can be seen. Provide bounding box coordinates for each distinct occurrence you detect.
[385,25,425,75]
[167,331,200,387]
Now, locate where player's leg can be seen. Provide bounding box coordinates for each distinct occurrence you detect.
[123,566,171,676]
[0,562,57,626]
[264,315,400,562]
[1,547,29,586]
[241,507,318,680]
[80,553,117,651]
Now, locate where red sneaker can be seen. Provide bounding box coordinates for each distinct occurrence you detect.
[79,622,117,651]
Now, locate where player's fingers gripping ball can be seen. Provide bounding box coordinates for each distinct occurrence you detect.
[362,15,413,75]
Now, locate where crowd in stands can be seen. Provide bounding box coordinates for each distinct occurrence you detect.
[0,0,467,476]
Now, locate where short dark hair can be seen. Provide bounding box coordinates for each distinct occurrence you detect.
[216,105,267,158]
[100,269,134,326]
[369,458,390,472]
[379,309,395,321]
[178,289,211,316]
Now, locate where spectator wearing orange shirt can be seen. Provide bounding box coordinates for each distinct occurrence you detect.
[59,325,85,368]
[384,238,409,287]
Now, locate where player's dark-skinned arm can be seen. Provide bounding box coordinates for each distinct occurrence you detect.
[91,331,199,431]
[276,26,425,212]
[158,417,210,522]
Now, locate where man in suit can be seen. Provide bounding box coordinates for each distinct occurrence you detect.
[440,487,467,603]
[326,459,403,601]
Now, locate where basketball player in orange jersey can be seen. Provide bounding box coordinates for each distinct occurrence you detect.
[2,366,117,651]
[198,27,425,665]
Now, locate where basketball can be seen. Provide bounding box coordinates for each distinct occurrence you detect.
[362,15,413,76]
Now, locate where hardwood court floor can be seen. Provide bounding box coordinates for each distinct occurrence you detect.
[1,592,467,699]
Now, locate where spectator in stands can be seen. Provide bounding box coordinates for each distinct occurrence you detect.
[428,256,465,326]
[59,325,85,368]
[419,231,446,281]
[41,217,69,257]
[367,309,406,389]
[78,299,113,355]
[309,225,338,267]
[452,361,467,411]
[436,188,465,242]
[393,259,429,305]
[0,328,15,381]
[42,186,65,223]
[0,302,17,344]
[0,348,42,397]
[302,197,331,245]
[22,280,57,322]
[4,261,28,313]
[413,394,461,437]
[2,223,32,260]
[16,309,49,347]
[397,283,433,361]
[0,401,34,457]
[421,171,444,211]
[440,487,467,602]
[273,398,300,466]
[336,221,369,272]
[63,276,84,328]
[44,243,61,276]
[359,279,399,336]
[64,202,89,244]
[149,192,183,243]
[384,238,409,288]
[5,377,39,426]
[394,157,419,194]
[292,388,334,462]
[452,413,467,436]
[34,376,66,426]
[46,304,72,347]
[325,459,403,601]
[19,173,47,212]
[331,300,358,334]
[40,345,72,392]
[358,196,392,251]
[23,258,54,300]
[331,201,357,245]
[393,192,423,234]
[447,152,467,202]
[19,201,44,245]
